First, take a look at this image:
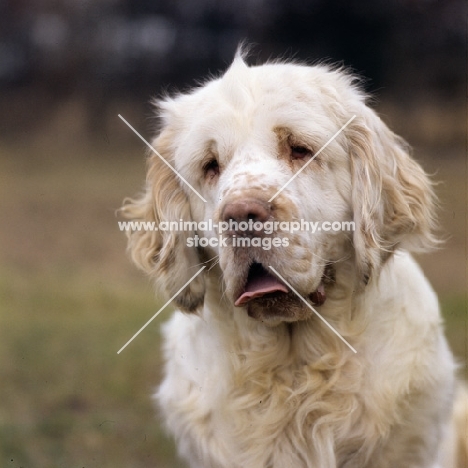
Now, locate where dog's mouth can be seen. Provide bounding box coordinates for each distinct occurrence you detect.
[234,262,327,309]
[234,263,289,306]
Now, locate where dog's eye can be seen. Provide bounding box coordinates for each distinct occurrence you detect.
[291,145,312,160]
[203,159,220,179]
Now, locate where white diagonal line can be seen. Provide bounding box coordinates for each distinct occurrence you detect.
[118,114,207,203]
[268,115,356,202]
[117,266,206,354]
[268,266,357,353]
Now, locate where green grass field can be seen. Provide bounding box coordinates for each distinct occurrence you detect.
[0,129,466,467]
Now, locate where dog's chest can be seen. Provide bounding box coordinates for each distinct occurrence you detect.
[178,356,373,467]
[158,313,393,467]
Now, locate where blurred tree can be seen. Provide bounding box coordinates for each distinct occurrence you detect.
[0,0,464,136]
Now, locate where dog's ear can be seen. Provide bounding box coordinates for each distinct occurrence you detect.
[349,109,438,283]
[120,127,205,313]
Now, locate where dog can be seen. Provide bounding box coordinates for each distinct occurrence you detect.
[122,50,468,467]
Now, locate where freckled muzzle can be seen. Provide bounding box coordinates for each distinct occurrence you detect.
[216,190,330,322]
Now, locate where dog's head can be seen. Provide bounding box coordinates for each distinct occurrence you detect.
[121,53,437,323]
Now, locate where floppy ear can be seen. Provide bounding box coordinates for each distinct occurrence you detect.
[120,128,205,312]
[349,109,438,283]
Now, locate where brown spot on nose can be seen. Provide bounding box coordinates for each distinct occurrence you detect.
[221,199,271,224]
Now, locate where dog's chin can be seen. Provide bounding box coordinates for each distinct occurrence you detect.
[245,293,313,325]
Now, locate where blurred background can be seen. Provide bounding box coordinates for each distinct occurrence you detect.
[0,0,466,466]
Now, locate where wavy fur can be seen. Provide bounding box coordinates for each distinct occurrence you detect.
[122,54,466,468]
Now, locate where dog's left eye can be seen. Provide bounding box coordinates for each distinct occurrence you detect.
[203,159,220,179]
[291,145,312,160]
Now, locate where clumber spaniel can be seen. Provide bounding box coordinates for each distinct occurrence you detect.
[122,51,467,468]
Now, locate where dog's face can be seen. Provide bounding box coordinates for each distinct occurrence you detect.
[122,54,436,323]
[172,61,356,322]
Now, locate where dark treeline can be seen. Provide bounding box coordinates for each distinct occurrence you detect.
[0,0,464,137]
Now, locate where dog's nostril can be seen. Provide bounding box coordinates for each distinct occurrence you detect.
[221,199,271,224]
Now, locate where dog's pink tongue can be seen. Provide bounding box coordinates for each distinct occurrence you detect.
[235,272,288,306]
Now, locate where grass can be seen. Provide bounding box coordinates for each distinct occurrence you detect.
[0,267,183,468]
[0,135,187,467]
[0,127,465,467]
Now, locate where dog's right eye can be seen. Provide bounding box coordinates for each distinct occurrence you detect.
[291,145,313,160]
[203,159,220,179]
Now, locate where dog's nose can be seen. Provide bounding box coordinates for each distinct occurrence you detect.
[221,199,271,225]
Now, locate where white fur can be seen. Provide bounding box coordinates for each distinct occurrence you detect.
[122,54,466,468]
